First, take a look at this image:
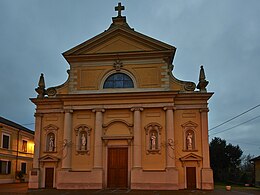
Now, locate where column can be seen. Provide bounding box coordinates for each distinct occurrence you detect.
[200,108,210,168]
[62,109,73,169]
[200,108,214,190]
[29,113,42,189]
[131,107,143,168]
[163,106,175,168]
[92,108,105,169]
[33,113,43,169]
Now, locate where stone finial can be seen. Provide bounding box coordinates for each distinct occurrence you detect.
[197,65,209,92]
[35,73,46,98]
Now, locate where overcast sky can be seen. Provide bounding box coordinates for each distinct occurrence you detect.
[0,0,259,156]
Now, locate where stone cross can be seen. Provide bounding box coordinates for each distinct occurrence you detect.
[115,2,125,17]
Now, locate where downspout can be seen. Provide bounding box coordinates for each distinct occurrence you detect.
[15,129,20,180]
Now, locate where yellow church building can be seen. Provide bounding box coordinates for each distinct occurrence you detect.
[29,3,214,190]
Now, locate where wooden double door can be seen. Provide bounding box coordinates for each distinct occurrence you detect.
[107,148,128,189]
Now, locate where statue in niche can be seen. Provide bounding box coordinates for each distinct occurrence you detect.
[49,135,54,152]
[186,132,193,150]
[81,133,86,150]
[150,132,157,150]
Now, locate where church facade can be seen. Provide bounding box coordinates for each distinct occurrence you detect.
[29,3,214,190]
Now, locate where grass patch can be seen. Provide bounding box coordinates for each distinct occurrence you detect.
[214,182,260,191]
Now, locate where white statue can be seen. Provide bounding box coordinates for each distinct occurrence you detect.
[187,133,193,150]
[81,133,86,150]
[49,135,54,151]
[150,132,157,150]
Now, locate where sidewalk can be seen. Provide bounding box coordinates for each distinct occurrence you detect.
[0,183,260,195]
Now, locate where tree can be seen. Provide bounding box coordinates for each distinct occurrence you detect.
[210,137,243,183]
[240,154,254,184]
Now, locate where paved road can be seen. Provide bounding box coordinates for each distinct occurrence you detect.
[0,183,260,195]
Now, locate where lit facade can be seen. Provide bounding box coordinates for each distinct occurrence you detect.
[0,116,34,183]
[29,3,214,190]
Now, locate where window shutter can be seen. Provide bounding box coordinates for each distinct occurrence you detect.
[8,161,11,174]
[0,160,2,174]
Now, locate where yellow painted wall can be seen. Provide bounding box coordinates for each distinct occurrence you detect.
[142,108,166,170]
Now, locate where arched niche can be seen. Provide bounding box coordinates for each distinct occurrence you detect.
[144,122,162,154]
[74,124,92,155]
[181,121,198,151]
[43,124,59,153]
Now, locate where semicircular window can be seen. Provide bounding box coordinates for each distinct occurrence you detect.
[103,73,134,89]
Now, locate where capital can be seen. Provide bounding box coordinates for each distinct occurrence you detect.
[200,108,209,113]
[130,107,144,112]
[64,109,73,113]
[92,108,105,113]
[34,113,43,117]
[163,106,176,111]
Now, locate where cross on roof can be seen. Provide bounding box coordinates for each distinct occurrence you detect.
[115,2,125,17]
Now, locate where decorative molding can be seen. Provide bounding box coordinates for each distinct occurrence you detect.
[64,109,73,113]
[43,124,59,132]
[92,108,105,113]
[102,135,133,146]
[34,113,43,117]
[113,59,123,71]
[200,108,209,113]
[163,106,176,111]
[179,153,202,167]
[102,119,133,135]
[145,112,161,117]
[181,121,198,151]
[130,107,144,112]
[74,124,92,155]
[184,82,196,91]
[181,121,198,128]
[39,154,60,168]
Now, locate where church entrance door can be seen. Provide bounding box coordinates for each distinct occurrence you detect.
[45,167,54,188]
[186,167,196,189]
[107,148,128,189]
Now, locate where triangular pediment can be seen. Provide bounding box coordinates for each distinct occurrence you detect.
[39,154,60,162]
[180,153,202,162]
[181,121,198,128]
[63,27,175,56]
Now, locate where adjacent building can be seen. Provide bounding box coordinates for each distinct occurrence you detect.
[251,156,260,187]
[29,3,214,190]
[0,116,34,183]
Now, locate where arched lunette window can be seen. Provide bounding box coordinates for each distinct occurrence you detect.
[103,73,134,88]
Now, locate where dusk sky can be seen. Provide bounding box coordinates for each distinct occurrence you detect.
[0,0,259,156]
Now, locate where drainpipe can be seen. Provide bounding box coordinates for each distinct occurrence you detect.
[15,129,20,180]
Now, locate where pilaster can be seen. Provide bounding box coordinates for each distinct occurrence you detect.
[163,106,176,168]
[62,109,73,169]
[92,108,105,169]
[28,113,43,189]
[131,107,143,168]
[200,108,214,190]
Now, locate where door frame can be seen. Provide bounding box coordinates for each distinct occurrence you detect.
[185,166,197,189]
[44,166,55,188]
[105,146,130,189]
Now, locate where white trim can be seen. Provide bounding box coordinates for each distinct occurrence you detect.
[0,159,10,174]
[42,166,56,188]
[1,133,10,149]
